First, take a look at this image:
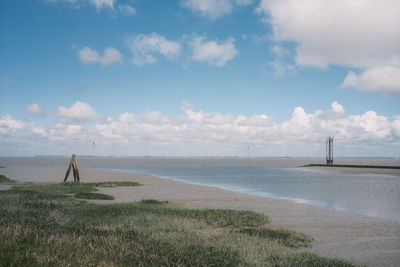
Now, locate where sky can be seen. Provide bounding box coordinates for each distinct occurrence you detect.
[0,0,400,157]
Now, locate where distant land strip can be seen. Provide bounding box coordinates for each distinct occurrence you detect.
[303,164,400,169]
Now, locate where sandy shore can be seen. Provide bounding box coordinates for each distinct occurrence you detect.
[1,165,400,266]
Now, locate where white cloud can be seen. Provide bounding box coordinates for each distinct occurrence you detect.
[78,46,122,66]
[2,101,400,156]
[181,0,252,20]
[118,4,136,16]
[57,101,99,122]
[270,45,295,76]
[90,0,115,9]
[0,115,26,132]
[26,104,42,114]
[102,47,123,65]
[341,66,400,95]
[256,0,400,94]
[256,0,400,69]
[331,101,345,114]
[126,33,181,65]
[141,111,184,125]
[190,36,238,66]
[46,0,115,10]
[182,0,233,20]
[392,116,400,138]
[32,126,47,136]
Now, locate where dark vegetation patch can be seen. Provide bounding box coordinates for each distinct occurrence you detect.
[74,192,115,200]
[140,199,169,204]
[0,175,18,184]
[84,181,142,187]
[12,182,95,195]
[237,228,313,248]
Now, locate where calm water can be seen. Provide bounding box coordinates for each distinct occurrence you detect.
[1,157,400,221]
[112,165,400,221]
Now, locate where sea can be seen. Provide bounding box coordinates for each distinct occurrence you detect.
[1,157,400,221]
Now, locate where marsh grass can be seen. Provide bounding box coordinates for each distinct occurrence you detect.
[140,199,169,204]
[0,178,355,266]
[5,180,141,195]
[74,192,115,200]
[84,181,142,187]
[0,175,19,184]
[237,228,313,248]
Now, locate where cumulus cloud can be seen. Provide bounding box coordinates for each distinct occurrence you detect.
[90,0,115,9]
[46,0,138,16]
[182,0,232,20]
[270,45,295,76]
[57,101,99,122]
[78,46,122,66]
[26,104,42,114]
[0,115,26,133]
[256,0,400,94]
[331,101,345,114]
[126,33,181,65]
[2,101,400,156]
[46,0,115,10]
[118,4,136,16]
[341,66,400,95]
[190,36,238,66]
[181,0,253,20]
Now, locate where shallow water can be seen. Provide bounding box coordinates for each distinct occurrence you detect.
[1,157,400,221]
[111,165,400,221]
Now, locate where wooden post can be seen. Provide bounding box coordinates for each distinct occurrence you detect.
[64,154,80,182]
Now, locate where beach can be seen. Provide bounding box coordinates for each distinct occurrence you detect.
[1,159,399,267]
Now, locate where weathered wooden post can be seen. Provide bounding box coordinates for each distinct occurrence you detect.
[64,154,80,182]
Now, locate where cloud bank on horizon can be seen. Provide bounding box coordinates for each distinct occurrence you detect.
[1,101,399,157]
[0,0,399,156]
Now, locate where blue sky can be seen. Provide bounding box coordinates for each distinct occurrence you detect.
[1,0,400,157]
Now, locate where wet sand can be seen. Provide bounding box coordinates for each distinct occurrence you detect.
[1,165,400,266]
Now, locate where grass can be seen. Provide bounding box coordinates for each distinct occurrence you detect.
[0,175,19,184]
[0,175,355,266]
[84,181,142,187]
[74,192,115,200]
[237,228,314,248]
[140,199,169,204]
[8,180,141,196]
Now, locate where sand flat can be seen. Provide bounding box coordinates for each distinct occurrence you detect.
[1,165,399,266]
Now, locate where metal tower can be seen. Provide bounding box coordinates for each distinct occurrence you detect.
[326,136,334,165]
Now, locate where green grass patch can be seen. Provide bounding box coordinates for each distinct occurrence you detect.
[267,252,354,267]
[140,199,169,204]
[74,192,115,200]
[9,181,141,195]
[11,182,96,195]
[237,228,314,248]
[84,181,142,187]
[0,178,354,266]
[0,175,18,184]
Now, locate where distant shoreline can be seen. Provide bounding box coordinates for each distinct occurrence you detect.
[303,164,400,170]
